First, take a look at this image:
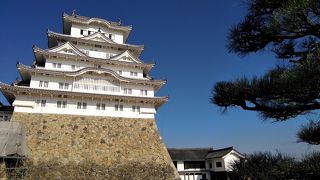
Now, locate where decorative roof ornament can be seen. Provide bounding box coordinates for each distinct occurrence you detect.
[72,10,77,17]
[117,18,122,25]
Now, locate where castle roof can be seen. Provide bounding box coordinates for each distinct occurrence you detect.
[168,148,213,161]
[206,147,245,159]
[47,30,144,57]
[17,63,165,91]
[33,45,154,74]
[63,13,132,42]
[0,82,168,108]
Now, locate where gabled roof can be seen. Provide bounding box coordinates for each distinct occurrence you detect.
[111,50,143,64]
[47,29,144,57]
[0,82,168,108]
[81,31,116,43]
[45,41,88,57]
[17,63,165,92]
[206,147,245,159]
[32,46,155,74]
[168,148,213,161]
[63,13,132,42]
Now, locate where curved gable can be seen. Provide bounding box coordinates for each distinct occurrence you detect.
[81,32,116,43]
[111,50,143,64]
[48,42,87,57]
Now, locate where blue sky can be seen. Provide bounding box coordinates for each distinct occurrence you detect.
[1,0,319,157]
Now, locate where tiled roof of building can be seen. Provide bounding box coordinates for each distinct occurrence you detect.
[206,147,244,159]
[168,148,213,161]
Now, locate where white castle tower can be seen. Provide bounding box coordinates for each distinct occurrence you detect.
[0,12,167,119]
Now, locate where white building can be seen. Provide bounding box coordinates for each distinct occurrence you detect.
[0,12,167,119]
[168,147,245,180]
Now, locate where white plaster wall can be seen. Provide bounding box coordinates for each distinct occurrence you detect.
[44,58,145,79]
[177,161,184,171]
[224,152,241,171]
[30,73,154,97]
[70,24,124,44]
[13,94,155,118]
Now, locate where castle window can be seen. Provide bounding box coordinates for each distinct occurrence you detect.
[62,101,67,108]
[115,104,119,111]
[132,106,136,112]
[216,162,222,168]
[128,89,132,94]
[134,72,138,76]
[88,30,91,35]
[101,104,106,110]
[119,105,123,111]
[41,100,46,107]
[64,83,69,89]
[137,106,140,112]
[95,44,102,48]
[39,81,43,87]
[118,70,122,75]
[59,82,64,89]
[80,29,84,35]
[71,65,75,70]
[130,72,134,76]
[123,88,128,94]
[96,103,101,110]
[77,102,82,109]
[57,101,62,108]
[82,102,87,109]
[57,63,61,68]
[44,81,49,88]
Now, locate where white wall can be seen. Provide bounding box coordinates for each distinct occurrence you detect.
[224,152,241,171]
[13,94,156,118]
[70,24,124,44]
[44,58,145,79]
[29,73,154,97]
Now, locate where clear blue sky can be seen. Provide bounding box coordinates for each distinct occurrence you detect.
[1,0,319,157]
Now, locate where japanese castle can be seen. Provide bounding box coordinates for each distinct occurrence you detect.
[0,12,167,119]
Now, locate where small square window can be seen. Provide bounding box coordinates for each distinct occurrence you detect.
[41,100,46,107]
[57,63,61,68]
[216,162,222,168]
[62,101,67,108]
[128,89,132,94]
[82,102,87,109]
[77,102,82,109]
[57,101,62,108]
[134,72,138,76]
[72,65,76,70]
[64,83,69,89]
[59,82,64,89]
[44,81,49,88]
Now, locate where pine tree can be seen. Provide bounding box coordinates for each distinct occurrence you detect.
[211,0,320,145]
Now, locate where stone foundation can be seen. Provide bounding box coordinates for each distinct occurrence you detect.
[11,112,179,179]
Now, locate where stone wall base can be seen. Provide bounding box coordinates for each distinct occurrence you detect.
[11,112,179,179]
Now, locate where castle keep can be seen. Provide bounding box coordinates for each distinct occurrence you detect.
[0,12,179,179]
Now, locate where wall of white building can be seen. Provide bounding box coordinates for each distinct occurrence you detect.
[44,58,145,79]
[70,24,124,44]
[29,73,154,97]
[13,94,156,118]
